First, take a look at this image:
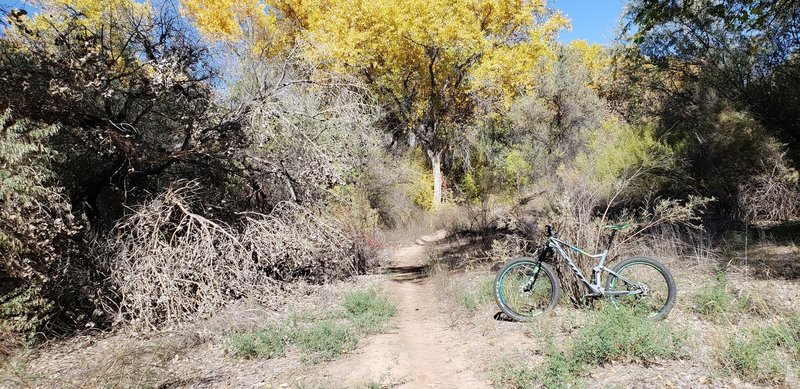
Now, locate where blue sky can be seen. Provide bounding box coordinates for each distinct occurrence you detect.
[0,0,36,15]
[552,0,627,45]
[2,0,627,45]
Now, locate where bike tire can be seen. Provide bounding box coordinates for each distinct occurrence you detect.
[494,257,560,321]
[606,257,676,321]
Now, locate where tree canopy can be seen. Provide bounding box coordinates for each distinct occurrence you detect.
[180,0,568,208]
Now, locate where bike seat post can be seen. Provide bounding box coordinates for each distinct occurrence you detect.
[606,229,617,252]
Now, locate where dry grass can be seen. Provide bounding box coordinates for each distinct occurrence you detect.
[0,332,203,388]
[2,275,388,388]
[0,327,23,362]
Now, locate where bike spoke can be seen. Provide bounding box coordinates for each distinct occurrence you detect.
[499,262,554,318]
[610,262,671,317]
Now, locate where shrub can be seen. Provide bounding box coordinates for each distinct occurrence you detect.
[692,272,750,323]
[491,357,538,389]
[756,313,800,356]
[544,181,710,306]
[291,321,357,360]
[234,56,384,210]
[1,112,80,352]
[718,314,800,384]
[720,334,783,383]
[228,325,287,359]
[0,287,52,357]
[573,303,682,365]
[535,346,583,389]
[492,347,582,389]
[738,159,800,222]
[328,185,383,273]
[0,113,71,282]
[360,153,427,228]
[408,165,435,211]
[343,290,397,334]
[107,182,271,328]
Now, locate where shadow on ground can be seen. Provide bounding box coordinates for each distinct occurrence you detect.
[427,230,508,271]
[740,252,800,280]
[386,264,430,283]
[722,221,800,280]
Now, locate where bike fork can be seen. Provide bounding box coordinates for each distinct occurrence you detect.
[523,263,542,293]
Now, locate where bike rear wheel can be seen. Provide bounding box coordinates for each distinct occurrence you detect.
[606,257,676,320]
[494,258,560,321]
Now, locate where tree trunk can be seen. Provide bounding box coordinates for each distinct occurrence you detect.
[427,148,443,210]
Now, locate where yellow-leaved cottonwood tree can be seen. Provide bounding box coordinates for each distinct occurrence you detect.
[180,0,568,209]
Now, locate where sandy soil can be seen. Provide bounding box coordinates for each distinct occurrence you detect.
[310,244,491,388]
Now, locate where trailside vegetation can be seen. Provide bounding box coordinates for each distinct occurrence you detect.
[0,0,798,354]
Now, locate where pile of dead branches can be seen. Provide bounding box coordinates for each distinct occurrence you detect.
[107,181,360,328]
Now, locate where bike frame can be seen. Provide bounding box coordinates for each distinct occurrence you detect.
[541,235,643,297]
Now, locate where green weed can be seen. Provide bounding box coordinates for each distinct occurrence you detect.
[0,350,42,387]
[573,303,682,365]
[343,289,397,334]
[227,289,396,361]
[495,304,681,388]
[227,325,286,359]
[720,334,782,383]
[291,320,357,360]
[757,312,800,355]
[491,348,582,389]
[352,380,385,389]
[693,272,751,323]
[491,357,539,389]
[534,346,583,389]
[718,313,800,383]
[288,308,347,325]
[721,230,756,252]
[456,288,479,312]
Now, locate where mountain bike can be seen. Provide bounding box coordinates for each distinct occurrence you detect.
[494,224,676,321]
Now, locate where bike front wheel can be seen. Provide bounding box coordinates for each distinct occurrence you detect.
[606,257,676,320]
[494,258,560,321]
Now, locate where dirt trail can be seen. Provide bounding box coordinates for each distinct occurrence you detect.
[315,241,491,388]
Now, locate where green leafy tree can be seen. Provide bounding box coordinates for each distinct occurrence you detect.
[621,0,800,213]
[182,0,568,209]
